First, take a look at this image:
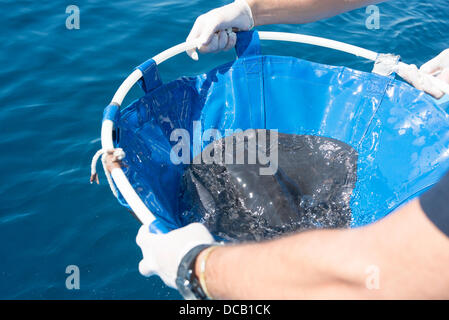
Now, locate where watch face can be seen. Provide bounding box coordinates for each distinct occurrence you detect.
[176,245,211,300]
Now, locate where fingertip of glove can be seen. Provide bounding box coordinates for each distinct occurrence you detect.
[419,64,432,74]
[138,260,152,277]
[186,50,199,61]
[433,91,445,99]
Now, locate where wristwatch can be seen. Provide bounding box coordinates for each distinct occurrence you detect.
[176,244,211,300]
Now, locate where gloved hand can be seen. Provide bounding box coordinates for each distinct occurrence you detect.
[186,0,254,60]
[136,222,214,288]
[397,49,449,99]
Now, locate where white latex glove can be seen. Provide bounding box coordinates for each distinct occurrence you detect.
[186,0,254,60]
[397,49,449,99]
[136,223,214,288]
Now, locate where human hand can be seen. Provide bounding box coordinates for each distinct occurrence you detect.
[136,223,214,288]
[397,49,449,99]
[186,0,254,60]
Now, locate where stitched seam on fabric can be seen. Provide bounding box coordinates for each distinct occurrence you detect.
[356,76,395,149]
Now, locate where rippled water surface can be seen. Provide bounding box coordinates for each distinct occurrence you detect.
[1,0,448,299]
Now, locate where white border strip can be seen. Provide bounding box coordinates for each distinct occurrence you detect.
[258,32,379,61]
[111,32,380,107]
[101,120,155,225]
[111,69,143,107]
[111,168,155,225]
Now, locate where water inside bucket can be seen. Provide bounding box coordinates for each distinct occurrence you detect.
[178,130,358,242]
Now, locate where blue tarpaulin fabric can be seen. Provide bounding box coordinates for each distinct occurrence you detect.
[111,31,449,232]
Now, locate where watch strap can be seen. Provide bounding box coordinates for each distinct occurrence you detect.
[176,244,212,300]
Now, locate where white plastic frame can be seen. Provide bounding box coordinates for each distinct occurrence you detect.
[101,31,449,225]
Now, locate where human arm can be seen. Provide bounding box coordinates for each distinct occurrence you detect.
[135,192,449,299]
[195,198,449,299]
[397,49,449,99]
[186,0,384,59]
[249,0,383,26]
[135,161,449,299]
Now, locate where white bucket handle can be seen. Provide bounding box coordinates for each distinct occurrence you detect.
[101,31,448,226]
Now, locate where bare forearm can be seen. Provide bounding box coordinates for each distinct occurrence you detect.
[196,200,449,299]
[247,0,384,26]
[199,229,371,299]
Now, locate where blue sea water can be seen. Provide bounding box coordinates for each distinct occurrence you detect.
[0,0,448,299]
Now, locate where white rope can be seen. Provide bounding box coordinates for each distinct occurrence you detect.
[90,148,126,198]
